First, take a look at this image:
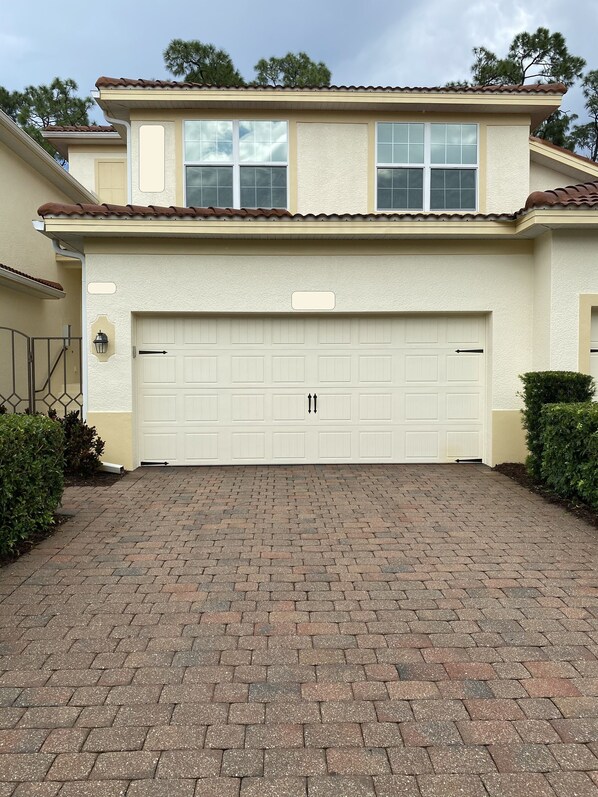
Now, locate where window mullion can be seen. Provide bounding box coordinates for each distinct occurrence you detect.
[423,124,431,212]
[232,120,240,208]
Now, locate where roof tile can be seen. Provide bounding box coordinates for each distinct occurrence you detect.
[43,125,116,133]
[0,263,63,291]
[525,180,598,210]
[95,76,567,95]
[37,202,512,222]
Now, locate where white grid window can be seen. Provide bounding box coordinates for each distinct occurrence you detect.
[376,123,478,212]
[185,120,288,209]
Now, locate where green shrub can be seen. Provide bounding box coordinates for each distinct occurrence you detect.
[0,414,64,554]
[48,410,104,476]
[520,371,594,479]
[541,402,598,508]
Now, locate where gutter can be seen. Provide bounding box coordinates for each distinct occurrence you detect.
[0,262,65,299]
[98,102,132,204]
[49,238,89,421]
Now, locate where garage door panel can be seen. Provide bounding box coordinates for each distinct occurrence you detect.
[272,356,305,383]
[183,318,219,344]
[405,431,439,459]
[446,355,480,382]
[405,393,439,421]
[359,431,393,458]
[318,356,352,383]
[447,430,481,458]
[184,394,219,422]
[317,393,352,421]
[359,355,392,382]
[137,315,486,465]
[141,356,176,384]
[184,356,218,384]
[359,393,393,421]
[232,432,266,459]
[185,433,219,461]
[273,432,306,459]
[446,393,480,420]
[405,355,439,383]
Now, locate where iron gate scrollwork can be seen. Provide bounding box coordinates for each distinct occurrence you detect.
[0,327,83,416]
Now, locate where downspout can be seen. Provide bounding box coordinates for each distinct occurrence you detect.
[101,111,132,204]
[51,240,88,420]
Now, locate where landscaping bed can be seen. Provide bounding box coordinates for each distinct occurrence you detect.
[494,462,598,530]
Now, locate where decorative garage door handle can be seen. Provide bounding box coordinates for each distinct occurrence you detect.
[307,394,312,413]
[313,393,317,413]
[455,349,484,353]
[138,350,168,354]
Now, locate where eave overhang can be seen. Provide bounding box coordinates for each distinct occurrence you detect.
[94,85,564,129]
[0,267,65,299]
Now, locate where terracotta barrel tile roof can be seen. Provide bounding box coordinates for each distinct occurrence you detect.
[525,180,598,210]
[37,202,513,222]
[0,263,63,291]
[95,76,567,94]
[43,125,116,133]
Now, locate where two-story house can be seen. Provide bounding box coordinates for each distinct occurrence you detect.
[37,78,598,470]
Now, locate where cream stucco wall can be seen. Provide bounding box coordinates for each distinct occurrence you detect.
[0,139,81,338]
[296,123,369,214]
[529,161,580,194]
[549,231,598,370]
[131,121,176,206]
[83,239,537,467]
[485,125,530,213]
[68,147,127,198]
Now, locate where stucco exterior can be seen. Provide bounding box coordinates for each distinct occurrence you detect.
[296,122,369,214]
[33,81,598,469]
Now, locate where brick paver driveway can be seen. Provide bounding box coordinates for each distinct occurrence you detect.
[1,465,598,796]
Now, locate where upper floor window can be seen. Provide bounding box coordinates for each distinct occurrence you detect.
[376,123,478,212]
[184,120,288,208]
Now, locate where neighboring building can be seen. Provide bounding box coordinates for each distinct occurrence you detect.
[36,78,598,470]
[0,110,96,412]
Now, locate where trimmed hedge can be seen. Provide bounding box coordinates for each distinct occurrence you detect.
[49,410,104,476]
[541,402,598,508]
[0,414,64,555]
[520,371,594,479]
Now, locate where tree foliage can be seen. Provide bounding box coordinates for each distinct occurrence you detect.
[163,39,331,88]
[467,27,594,153]
[0,78,93,157]
[254,52,331,87]
[163,39,245,85]
[471,27,585,88]
[569,70,598,161]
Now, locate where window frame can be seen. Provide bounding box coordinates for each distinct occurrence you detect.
[183,119,289,209]
[375,122,479,212]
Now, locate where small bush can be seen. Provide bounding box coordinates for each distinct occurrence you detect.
[49,410,104,476]
[0,414,64,554]
[541,402,598,508]
[520,371,594,479]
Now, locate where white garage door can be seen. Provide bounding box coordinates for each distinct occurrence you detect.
[136,315,486,465]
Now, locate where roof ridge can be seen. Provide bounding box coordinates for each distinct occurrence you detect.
[95,76,567,95]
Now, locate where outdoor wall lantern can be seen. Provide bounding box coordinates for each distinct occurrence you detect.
[93,330,109,354]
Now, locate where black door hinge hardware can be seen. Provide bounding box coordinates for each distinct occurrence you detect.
[140,460,169,466]
[591,349,598,353]
[313,393,318,413]
[456,458,483,463]
[138,350,168,355]
[455,349,484,353]
[307,394,312,413]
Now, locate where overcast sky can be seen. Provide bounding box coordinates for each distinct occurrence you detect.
[1,0,595,121]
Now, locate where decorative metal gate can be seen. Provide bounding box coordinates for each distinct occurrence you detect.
[0,327,83,416]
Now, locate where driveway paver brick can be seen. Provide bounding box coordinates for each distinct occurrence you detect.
[0,463,598,795]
